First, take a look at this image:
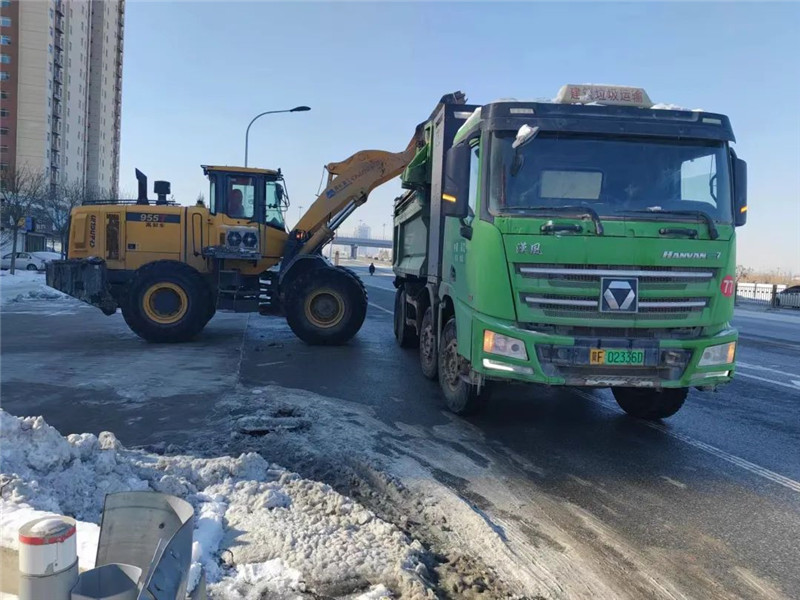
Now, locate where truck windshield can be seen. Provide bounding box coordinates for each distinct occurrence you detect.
[488,132,732,223]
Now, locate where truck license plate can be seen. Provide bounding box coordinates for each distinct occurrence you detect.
[589,349,645,366]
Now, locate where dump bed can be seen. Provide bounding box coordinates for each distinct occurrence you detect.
[392,95,478,283]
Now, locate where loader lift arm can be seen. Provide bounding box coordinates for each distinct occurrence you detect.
[292,128,423,257]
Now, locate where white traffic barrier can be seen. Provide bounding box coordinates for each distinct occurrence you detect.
[18,516,79,600]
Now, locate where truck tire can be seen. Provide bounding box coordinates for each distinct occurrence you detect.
[284,266,367,345]
[393,289,418,348]
[438,318,485,415]
[121,261,212,343]
[612,387,688,420]
[419,306,437,379]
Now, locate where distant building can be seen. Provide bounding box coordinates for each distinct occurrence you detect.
[0,0,124,195]
[356,222,372,240]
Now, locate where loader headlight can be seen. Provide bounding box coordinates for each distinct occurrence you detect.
[483,330,528,360]
[698,342,736,366]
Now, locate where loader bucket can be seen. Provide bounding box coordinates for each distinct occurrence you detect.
[46,259,118,315]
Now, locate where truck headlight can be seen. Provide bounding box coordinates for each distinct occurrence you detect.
[483,330,528,360]
[698,342,736,366]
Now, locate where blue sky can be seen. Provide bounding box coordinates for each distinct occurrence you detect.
[119,1,800,273]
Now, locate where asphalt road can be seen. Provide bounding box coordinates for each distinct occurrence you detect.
[2,266,799,599]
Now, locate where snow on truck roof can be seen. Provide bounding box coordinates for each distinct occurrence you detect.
[455,84,709,138]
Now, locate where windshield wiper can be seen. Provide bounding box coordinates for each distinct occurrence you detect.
[622,208,719,240]
[499,206,604,235]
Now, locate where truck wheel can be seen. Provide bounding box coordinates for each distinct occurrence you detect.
[393,289,418,348]
[419,306,437,379]
[438,318,485,415]
[612,387,688,420]
[284,266,367,345]
[121,261,211,343]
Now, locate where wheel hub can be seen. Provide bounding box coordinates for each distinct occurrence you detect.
[421,326,435,362]
[305,289,345,328]
[143,283,188,325]
[443,340,460,387]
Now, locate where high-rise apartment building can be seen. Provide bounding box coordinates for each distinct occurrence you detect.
[0,0,124,195]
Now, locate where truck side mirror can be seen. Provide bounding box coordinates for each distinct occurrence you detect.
[733,157,747,227]
[442,144,470,218]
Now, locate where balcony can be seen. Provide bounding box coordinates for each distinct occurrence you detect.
[55,15,64,33]
[55,0,64,16]
[53,70,63,84]
[54,33,64,51]
[52,86,62,101]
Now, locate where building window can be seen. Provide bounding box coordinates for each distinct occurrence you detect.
[0,145,8,153]
[0,72,9,81]
[0,18,11,28]
[49,44,53,54]
[0,109,9,117]
[0,1,11,7]
[0,91,7,100]
[0,127,8,135]
[0,36,10,45]
[0,54,9,64]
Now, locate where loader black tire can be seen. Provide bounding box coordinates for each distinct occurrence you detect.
[419,306,437,380]
[394,288,418,348]
[612,387,688,420]
[438,318,487,415]
[284,266,367,345]
[121,261,212,343]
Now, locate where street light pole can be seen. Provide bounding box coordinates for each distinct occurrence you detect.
[244,105,310,167]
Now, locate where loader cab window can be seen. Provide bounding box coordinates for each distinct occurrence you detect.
[265,181,286,230]
[225,176,255,220]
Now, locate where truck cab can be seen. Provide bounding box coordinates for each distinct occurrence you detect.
[393,85,747,419]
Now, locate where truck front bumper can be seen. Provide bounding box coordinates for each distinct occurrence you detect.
[470,312,737,389]
[46,259,118,315]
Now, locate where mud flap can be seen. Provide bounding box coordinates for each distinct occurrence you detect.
[45,258,118,315]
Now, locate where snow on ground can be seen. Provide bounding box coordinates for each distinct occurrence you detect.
[0,270,68,306]
[0,410,432,599]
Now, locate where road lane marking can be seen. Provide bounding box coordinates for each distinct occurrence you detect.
[735,372,800,391]
[571,389,800,494]
[368,302,393,315]
[362,281,397,292]
[736,361,800,379]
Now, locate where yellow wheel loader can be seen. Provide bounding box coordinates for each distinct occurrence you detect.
[45,96,457,344]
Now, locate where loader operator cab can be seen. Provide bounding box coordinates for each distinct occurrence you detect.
[201,165,288,230]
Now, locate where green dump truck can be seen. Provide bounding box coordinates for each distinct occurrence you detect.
[392,86,747,419]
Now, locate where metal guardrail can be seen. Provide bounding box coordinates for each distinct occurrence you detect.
[778,293,800,309]
[736,282,800,309]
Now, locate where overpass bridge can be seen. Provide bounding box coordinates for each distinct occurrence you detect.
[332,236,392,258]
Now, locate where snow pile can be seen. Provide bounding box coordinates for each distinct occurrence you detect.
[0,270,68,305]
[0,410,432,599]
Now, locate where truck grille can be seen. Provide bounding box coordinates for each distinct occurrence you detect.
[521,294,707,313]
[514,264,716,322]
[516,264,716,284]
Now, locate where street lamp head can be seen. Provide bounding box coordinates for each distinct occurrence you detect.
[291,106,311,112]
